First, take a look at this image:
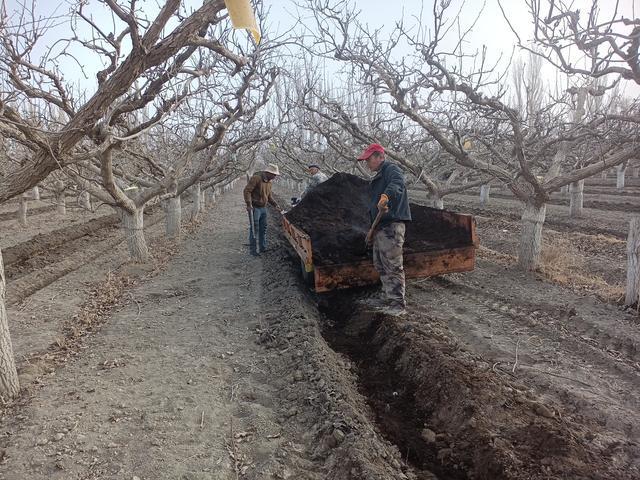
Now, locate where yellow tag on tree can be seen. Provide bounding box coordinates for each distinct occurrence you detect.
[224,0,261,43]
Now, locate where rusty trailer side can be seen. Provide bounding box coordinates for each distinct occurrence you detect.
[282,215,314,275]
[282,212,478,292]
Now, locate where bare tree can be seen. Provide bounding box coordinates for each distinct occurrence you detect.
[0,0,241,202]
[0,0,268,395]
[516,0,640,85]
[0,250,19,399]
[509,0,640,305]
[276,67,489,208]
[304,0,639,270]
[627,216,640,307]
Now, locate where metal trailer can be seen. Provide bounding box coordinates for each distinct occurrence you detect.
[282,208,479,292]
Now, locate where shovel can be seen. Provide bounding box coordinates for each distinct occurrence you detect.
[365,208,385,248]
[248,208,257,252]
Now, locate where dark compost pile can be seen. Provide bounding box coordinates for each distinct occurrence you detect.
[285,172,472,265]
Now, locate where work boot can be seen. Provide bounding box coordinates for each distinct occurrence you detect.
[381,304,407,317]
[250,251,260,257]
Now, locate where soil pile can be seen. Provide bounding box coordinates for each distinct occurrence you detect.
[285,173,370,265]
[285,172,472,265]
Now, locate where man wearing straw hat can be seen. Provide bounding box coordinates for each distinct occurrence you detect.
[243,164,282,256]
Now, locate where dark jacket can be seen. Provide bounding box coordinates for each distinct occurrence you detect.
[243,172,277,208]
[369,161,411,226]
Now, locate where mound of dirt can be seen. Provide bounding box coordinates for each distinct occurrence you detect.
[285,172,472,265]
[319,292,639,479]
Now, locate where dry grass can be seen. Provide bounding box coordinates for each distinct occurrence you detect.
[540,237,585,272]
[538,237,624,302]
[479,240,625,303]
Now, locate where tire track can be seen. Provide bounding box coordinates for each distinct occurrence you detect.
[409,277,640,445]
[6,212,164,306]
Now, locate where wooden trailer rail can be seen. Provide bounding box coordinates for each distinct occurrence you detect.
[282,215,314,274]
[282,211,478,292]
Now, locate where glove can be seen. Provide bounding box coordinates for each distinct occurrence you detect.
[377,194,389,212]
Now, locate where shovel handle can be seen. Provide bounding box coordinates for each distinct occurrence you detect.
[365,208,385,246]
[248,208,256,238]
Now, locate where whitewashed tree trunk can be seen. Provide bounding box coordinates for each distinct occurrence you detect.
[569,180,584,218]
[600,170,607,180]
[56,193,66,215]
[200,187,206,211]
[560,185,569,196]
[120,208,149,262]
[633,167,639,179]
[207,188,215,205]
[191,184,201,221]
[32,186,40,200]
[79,191,92,211]
[616,165,626,190]
[166,196,182,239]
[480,185,491,206]
[18,193,28,227]
[518,201,547,271]
[0,249,20,399]
[625,216,640,306]
[54,180,66,215]
[428,194,444,209]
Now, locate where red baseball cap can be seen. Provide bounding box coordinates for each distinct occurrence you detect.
[357,143,385,160]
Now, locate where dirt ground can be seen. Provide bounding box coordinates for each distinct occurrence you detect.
[0,178,639,479]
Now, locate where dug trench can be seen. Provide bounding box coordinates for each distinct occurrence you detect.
[275,173,636,479]
[270,242,607,479]
[313,289,638,479]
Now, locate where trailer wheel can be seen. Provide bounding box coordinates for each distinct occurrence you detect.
[300,260,314,287]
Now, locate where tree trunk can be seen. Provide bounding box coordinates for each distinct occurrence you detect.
[560,185,569,196]
[200,187,206,211]
[569,180,584,218]
[428,194,444,210]
[480,185,491,206]
[79,191,92,211]
[32,186,40,200]
[166,196,182,239]
[600,170,607,180]
[120,208,149,262]
[207,188,215,205]
[0,249,20,399]
[18,193,28,227]
[518,201,546,271]
[633,167,639,179]
[54,180,66,216]
[625,216,640,306]
[616,165,626,190]
[191,184,201,221]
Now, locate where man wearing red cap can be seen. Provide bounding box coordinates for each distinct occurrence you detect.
[358,143,411,316]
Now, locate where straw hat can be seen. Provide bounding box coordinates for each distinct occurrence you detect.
[264,163,280,175]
